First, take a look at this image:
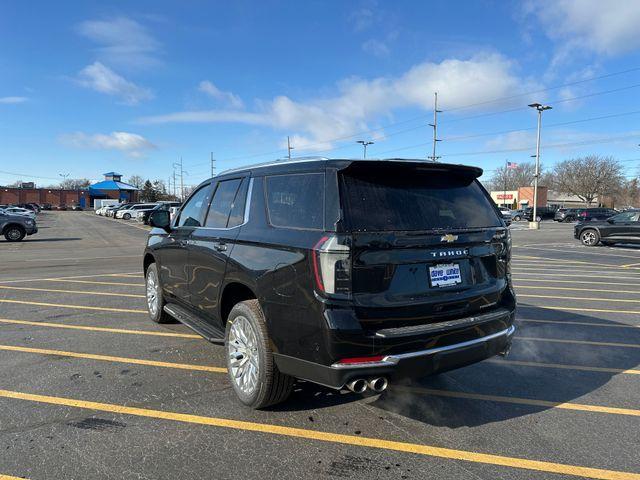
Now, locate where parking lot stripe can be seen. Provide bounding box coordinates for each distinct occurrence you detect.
[519,294,640,304]
[0,390,638,480]
[487,359,640,376]
[0,272,145,285]
[513,268,640,277]
[520,319,639,329]
[516,285,640,294]
[0,344,226,373]
[514,272,640,280]
[513,255,633,268]
[394,386,640,417]
[621,262,640,268]
[521,305,640,315]
[46,279,144,287]
[0,318,200,339]
[0,475,28,480]
[514,278,640,287]
[519,336,640,349]
[516,245,640,260]
[512,263,640,271]
[0,299,146,314]
[0,285,145,298]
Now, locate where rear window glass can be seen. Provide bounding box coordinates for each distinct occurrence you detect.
[265,173,324,229]
[340,167,501,231]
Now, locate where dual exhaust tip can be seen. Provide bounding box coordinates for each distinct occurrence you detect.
[346,377,388,394]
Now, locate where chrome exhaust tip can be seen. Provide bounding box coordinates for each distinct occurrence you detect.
[368,377,388,393]
[346,379,368,394]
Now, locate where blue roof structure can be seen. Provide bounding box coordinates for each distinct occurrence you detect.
[90,180,139,192]
[103,171,121,177]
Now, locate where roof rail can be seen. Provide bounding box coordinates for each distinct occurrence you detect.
[218,156,329,176]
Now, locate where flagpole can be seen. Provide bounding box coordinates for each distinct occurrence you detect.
[503,159,507,208]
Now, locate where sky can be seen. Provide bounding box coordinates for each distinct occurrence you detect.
[1,0,640,189]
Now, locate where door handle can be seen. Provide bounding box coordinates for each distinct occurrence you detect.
[214,242,227,252]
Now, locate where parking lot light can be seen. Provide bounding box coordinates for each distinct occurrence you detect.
[528,103,552,229]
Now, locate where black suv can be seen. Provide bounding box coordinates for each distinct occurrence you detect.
[574,210,640,246]
[554,208,582,222]
[144,159,516,408]
[576,208,617,222]
[523,206,557,221]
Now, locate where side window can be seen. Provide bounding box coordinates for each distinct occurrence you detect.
[227,179,249,228]
[265,173,324,230]
[205,179,242,228]
[177,184,214,227]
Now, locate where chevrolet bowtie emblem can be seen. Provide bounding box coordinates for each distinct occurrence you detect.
[440,234,458,243]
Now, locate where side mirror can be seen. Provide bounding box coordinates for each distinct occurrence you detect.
[149,210,171,232]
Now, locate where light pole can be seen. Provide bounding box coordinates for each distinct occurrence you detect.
[528,103,552,229]
[356,140,374,159]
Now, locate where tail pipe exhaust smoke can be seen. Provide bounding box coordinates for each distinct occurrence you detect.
[346,379,368,394]
[368,377,388,393]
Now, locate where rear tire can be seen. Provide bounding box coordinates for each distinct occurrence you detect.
[145,263,173,323]
[513,215,521,222]
[4,225,25,242]
[580,229,600,247]
[226,299,294,409]
[123,213,131,220]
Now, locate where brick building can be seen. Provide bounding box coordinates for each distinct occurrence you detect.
[0,185,89,208]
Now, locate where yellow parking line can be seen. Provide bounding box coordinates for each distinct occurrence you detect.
[520,305,640,315]
[519,336,640,349]
[516,285,640,294]
[0,475,28,480]
[0,271,143,284]
[621,262,640,268]
[520,319,639,329]
[513,268,640,276]
[394,386,640,417]
[512,263,640,271]
[514,272,640,280]
[487,359,640,376]
[108,274,143,278]
[519,294,640,304]
[0,299,146,314]
[513,255,633,269]
[1,390,638,480]
[514,278,640,287]
[46,279,143,287]
[0,285,145,298]
[0,344,226,373]
[0,318,200,339]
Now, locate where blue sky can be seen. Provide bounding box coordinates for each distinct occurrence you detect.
[1,0,640,188]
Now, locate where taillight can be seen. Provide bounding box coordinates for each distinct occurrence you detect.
[312,235,351,297]
[335,355,385,365]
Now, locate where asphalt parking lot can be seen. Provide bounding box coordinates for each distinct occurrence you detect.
[1,212,640,480]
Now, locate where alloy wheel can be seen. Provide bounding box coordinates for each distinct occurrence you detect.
[146,269,159,316]
[228,316,260,395]
[581,231,597,246]
[7,228,21,240]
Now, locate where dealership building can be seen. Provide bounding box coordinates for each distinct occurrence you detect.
[0,172,139,208]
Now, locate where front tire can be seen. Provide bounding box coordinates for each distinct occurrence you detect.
[145,263,173,323]
[513,215,521,222]
[123,213,131,220]
[4,226,25,242]
[226,300,293,409]
[580,229,600,247]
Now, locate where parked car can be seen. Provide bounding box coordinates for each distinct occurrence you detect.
[41,203,52,210]
[55,204,67,211]
[2,206,36,219]
[70,205,83,211]
[0,208,38,241]
[574,210,640,246]
[16,203,40,213]
[498,207,512,221]
[554,208,583,222]
[511,209,525,221]
[116,203,158,220]
[143,158,516,408]
[523,206,557,222]
[577,208,618,222]
[139,202,181,225]
[108,203,135,218]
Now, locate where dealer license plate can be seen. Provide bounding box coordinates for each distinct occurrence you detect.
[429,263,462,287]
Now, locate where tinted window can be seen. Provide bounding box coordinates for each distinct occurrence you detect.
[205,179,242,228]
[340,167,501,231]
[266,173,324,229]
[177,184,213,227]
[612,211,640,222]
[227,178,249,228]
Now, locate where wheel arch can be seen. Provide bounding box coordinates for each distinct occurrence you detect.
[220,281,258,327]
[143,252,156,274]
[2,223,26,235]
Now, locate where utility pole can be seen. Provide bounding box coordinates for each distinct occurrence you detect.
[172,166,177,199]
[173,158,185,201]
[528,103,552,229]
[503,159,508,209]
[356,140,374,159]
[287,136,294,160]
[428,92,442,162]
[210,152,216,178]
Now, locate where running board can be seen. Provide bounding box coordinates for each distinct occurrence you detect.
[163,303,225,344]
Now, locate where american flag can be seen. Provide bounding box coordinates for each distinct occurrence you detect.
[506,161,518,169]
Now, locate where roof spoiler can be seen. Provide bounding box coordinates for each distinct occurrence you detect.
[338,160,483,179]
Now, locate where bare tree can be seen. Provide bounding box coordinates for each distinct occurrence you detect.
[486,161,540,191]
[614,177,640,208]
[127,175,145,188]
[552,155,624,205]
[59,178,91,190]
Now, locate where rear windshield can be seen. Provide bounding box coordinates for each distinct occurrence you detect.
[340,167,501,231]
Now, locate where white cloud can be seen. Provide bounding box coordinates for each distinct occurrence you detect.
[349,3,377,32]
[77,16,161,69]
[362,39,390,57]
[525,0,640,58]
[0,96,28,104]
[60,131,156,158]
[198,81,244,109]
[77,62,153,105]
[137,53,533,151]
